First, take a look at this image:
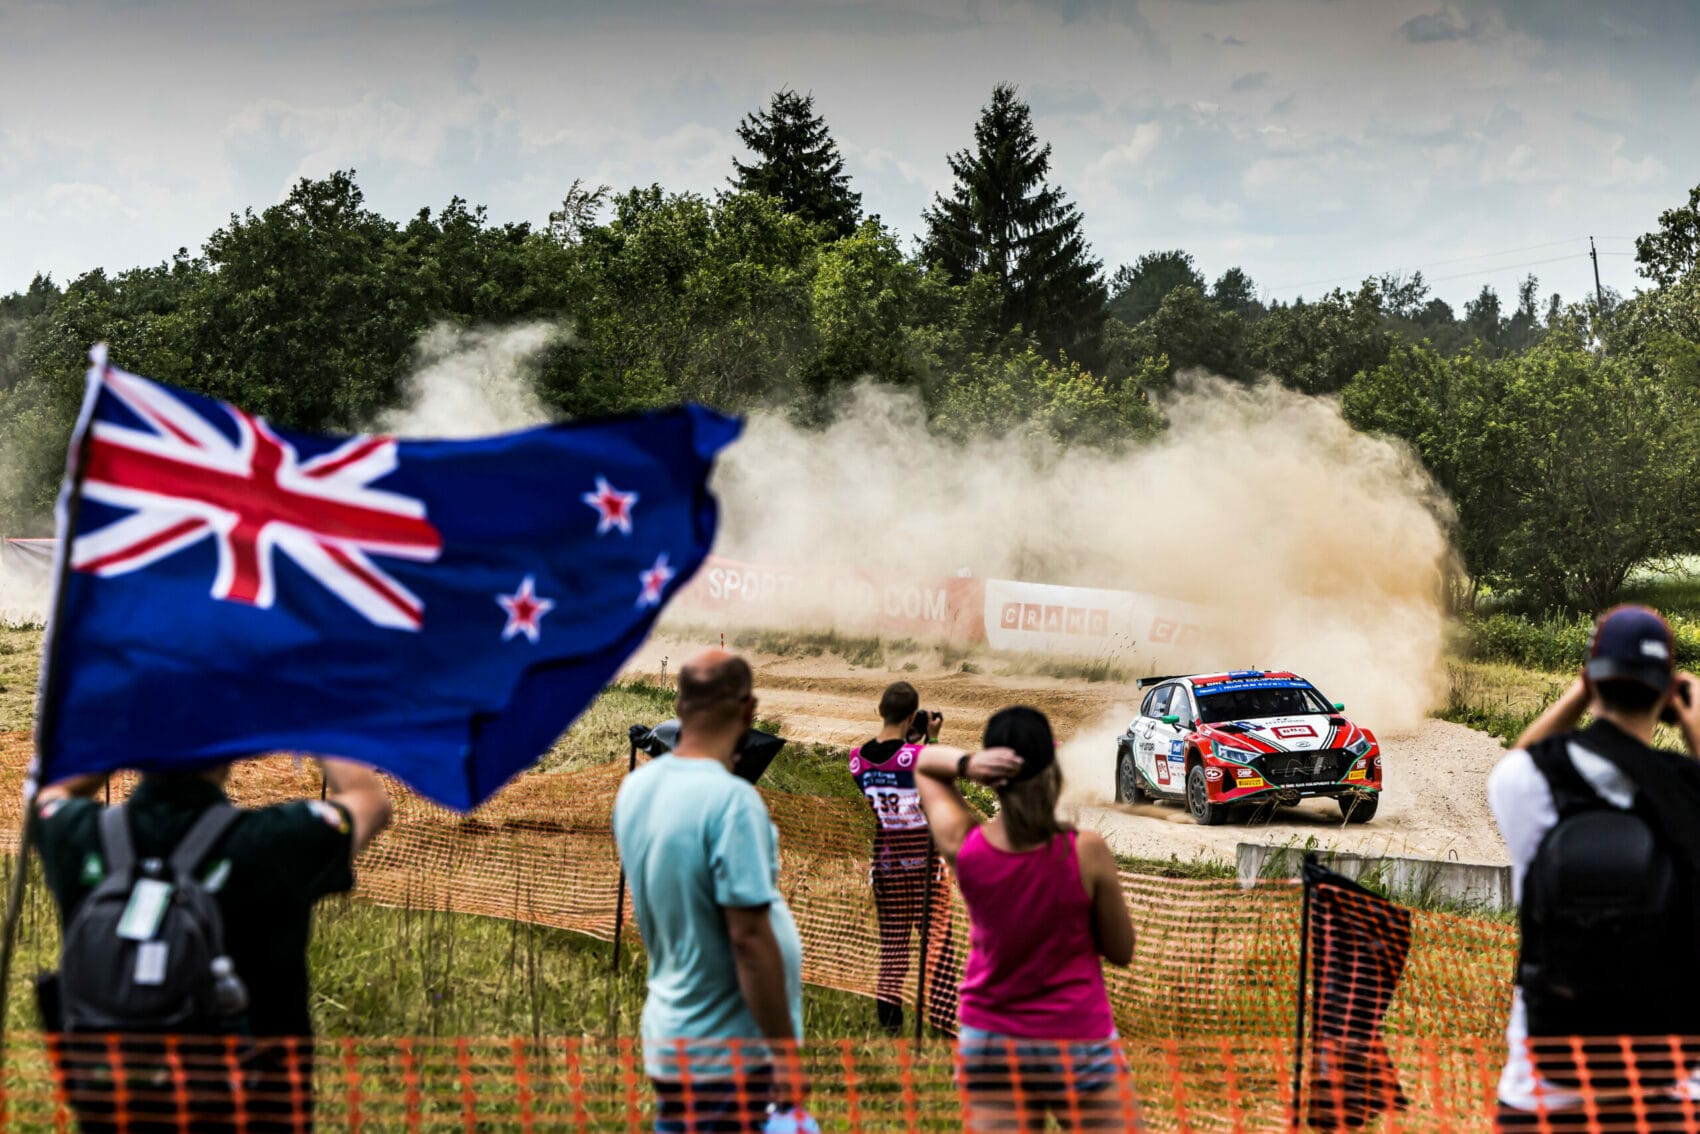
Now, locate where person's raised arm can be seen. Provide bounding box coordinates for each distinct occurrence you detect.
[319,758,393,855]
[1076,830,1134,966]
[914,745,1022,864]
[1513,676,1589,752]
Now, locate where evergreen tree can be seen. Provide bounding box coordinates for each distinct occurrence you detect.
[922,83,1107,366]
[731,89,862,238]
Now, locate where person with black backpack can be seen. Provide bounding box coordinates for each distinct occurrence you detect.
[31,757,392,1133]
[1488,604,1700,1130]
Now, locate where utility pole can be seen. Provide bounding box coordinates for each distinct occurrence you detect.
[1590,235,1606,313]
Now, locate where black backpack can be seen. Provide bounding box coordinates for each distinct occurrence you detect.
[56,802,249,1033]
[1519,736,1700,1086]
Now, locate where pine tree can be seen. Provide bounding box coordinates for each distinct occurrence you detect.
[731,89,862,238]
[922,83,1107,366]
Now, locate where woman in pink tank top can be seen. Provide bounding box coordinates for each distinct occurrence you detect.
[916,706,1137,1132]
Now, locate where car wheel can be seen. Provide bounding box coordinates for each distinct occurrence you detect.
[1187,764,1228,826]
[1115,745,1144,803]
[1338,791,1379,824]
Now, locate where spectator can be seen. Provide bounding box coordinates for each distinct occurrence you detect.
[848,681,957,1035]
[915,706,1137,1132]
[613,648,805,1133]
[33,757,393,1133]
[1488,605,1700,1131]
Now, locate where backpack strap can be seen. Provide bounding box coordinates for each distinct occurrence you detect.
[1527,735,1603,818]
[95,805,135,888]
[167,803,243,885]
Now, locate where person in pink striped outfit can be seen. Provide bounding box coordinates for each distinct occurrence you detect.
[915,706,1137,1132]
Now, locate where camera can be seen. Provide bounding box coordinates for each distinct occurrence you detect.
[908,709,941,744]
[1661,680,1693,725]
[627,720,787,784]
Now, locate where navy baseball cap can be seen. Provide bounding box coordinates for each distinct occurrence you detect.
[1584,604,1676,693]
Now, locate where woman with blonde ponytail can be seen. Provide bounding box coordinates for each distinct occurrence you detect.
[916,706,1137,1131]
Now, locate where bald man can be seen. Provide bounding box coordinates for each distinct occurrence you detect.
[612,649,805,1132]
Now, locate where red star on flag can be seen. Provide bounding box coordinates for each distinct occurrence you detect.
[497,575,556,642]
[637,553,674,609]
[582,476,638,535]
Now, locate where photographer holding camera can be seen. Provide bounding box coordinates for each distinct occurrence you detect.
[1488,605,1700,1130]
[849,681,958,1034]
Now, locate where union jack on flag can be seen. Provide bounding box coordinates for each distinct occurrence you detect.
[37,346,741,810]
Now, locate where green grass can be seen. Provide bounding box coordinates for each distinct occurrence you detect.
[536,677,678,773]
[1434,659,1569,744]
[0,625,41,733]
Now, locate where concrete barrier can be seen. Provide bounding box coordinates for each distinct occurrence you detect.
[1236,842,1514,913]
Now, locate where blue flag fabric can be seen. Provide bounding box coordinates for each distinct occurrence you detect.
[35,347,741,810]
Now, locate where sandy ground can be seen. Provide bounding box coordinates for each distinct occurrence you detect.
[626,635,1513,868]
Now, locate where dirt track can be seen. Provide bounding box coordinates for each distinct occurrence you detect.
[627,636,1513,868]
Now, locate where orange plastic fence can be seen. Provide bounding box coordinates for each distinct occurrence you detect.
[0,733,1545,1128]
[10,1033,1700,1132]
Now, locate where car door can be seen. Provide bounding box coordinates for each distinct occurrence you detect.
[1143,684,1184,794]
[1161,684,1199,791]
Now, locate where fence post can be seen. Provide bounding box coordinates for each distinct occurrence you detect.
[913,835,938,1045]
[1289,852,1315,1130]
[607,739,641,1036]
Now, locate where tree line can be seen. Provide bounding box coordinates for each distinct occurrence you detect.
[2,85,1698,613]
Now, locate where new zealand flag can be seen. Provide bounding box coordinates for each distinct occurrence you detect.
[34,347,740,810]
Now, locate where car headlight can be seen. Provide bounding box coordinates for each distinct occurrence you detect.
[1348,737,1372,758]
[1214,744,1258,762]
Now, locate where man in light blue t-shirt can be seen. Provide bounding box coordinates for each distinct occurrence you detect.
[613,649,805,1133]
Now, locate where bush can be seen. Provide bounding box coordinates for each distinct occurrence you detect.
[1460,611,1700,671]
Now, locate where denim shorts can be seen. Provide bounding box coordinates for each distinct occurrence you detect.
[651,1068,772,1134]
[956,1026,1126,1097]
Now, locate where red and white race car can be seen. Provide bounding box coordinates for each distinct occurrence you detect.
[1113,670,1382,825]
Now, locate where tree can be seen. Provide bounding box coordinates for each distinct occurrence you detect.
[1636,183,1700,288]
[921,83,1107,367]
[188,171,428,431]
[1464,285,1504,351]
[1120,285,1250,384]
[1247,283,1394,395]
[1347,340,1700,610]
[731,89,862,238]
[1210,267,1262,318]
[1108,251,1205,326]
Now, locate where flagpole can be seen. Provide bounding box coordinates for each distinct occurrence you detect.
[1290,852,1316,1130]
[0,347,103,1072]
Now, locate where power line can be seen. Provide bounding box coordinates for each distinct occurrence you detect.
[1425,252,1589,285]
[1264,235,1638,295]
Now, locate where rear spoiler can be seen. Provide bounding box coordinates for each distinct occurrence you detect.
[1136,674,1187,689]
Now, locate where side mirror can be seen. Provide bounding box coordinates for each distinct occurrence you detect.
[1332,702,1346,712]
[1161,714,1180,725]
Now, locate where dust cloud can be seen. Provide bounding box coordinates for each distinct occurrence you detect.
[713,377,1456,733]
[378,323,557,438]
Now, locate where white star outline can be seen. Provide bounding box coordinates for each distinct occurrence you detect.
[582,476,638,536]
[496,574,556,643]
[637,553,675,609]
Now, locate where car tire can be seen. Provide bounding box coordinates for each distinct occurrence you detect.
[1338,792,1379,824]
[1187,764,1228,826]
[1115,745,1144,803]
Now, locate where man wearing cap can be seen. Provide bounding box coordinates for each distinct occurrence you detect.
[1487,605,1700,1130]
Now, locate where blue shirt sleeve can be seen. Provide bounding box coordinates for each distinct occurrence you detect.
[709,784,780,910]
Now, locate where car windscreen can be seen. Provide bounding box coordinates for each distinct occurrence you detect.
[1195,683,1331,723]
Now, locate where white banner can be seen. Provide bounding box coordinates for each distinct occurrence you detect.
[982,577,1213,660]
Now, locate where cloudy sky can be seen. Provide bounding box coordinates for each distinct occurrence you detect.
[2,0,1695,307]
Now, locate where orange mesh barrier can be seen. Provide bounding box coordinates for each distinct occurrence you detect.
[6,1033,1700,1131]
[0,733,1557,1127]
[0,733,1517,1046]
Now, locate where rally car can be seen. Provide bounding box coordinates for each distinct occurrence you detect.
[1113,670,1382,825]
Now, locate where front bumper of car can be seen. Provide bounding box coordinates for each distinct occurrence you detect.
[1203,746,1381,803]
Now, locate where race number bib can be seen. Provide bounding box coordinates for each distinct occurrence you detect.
[863,786,927,831]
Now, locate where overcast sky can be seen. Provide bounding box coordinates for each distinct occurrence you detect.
[2,0,1696,308]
